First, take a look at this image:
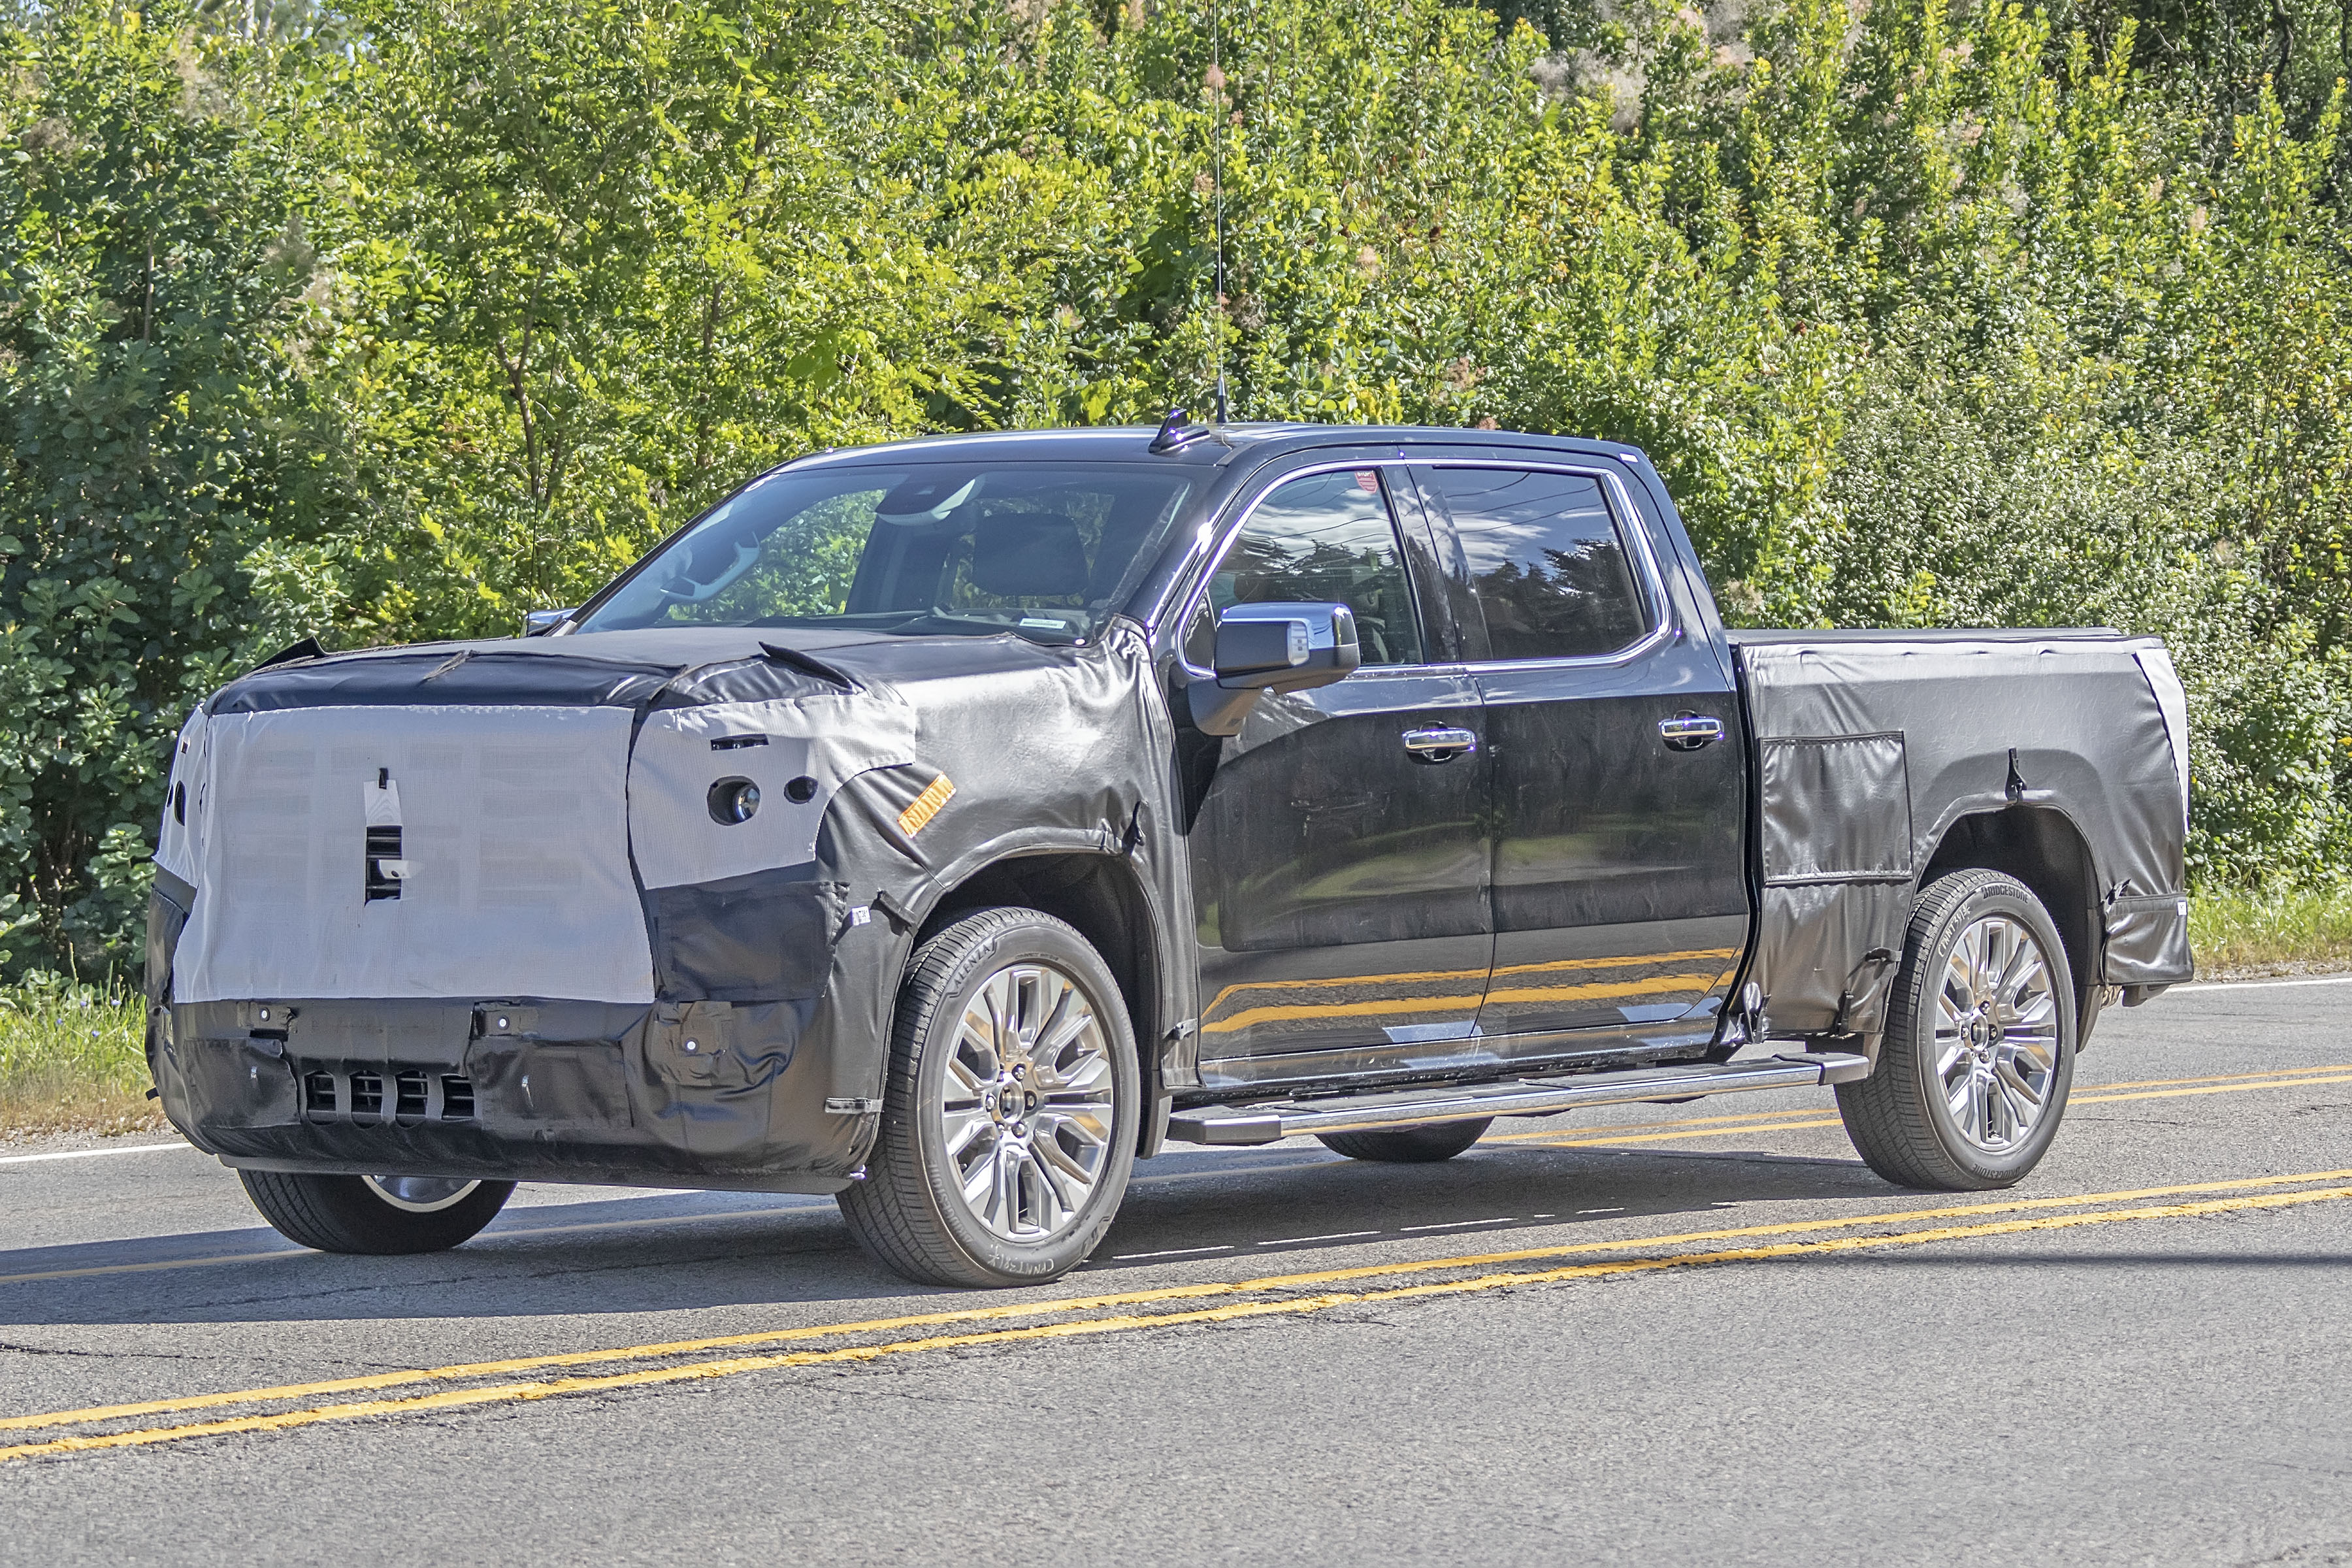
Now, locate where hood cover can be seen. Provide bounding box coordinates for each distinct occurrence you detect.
[166,632,921,1006]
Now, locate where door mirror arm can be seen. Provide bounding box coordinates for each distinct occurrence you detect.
[1186,602,1362,736]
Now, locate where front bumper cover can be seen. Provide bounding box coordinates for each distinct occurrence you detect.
[152,993,866,1194]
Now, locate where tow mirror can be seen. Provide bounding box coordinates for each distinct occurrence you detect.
[523,607,579,636]
[1188,601,1362,736]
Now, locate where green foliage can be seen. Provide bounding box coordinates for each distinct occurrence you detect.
[5,0,2352,977]
[0,975,154,1135]
[0,7,355,974]
[2189,879,2352,975]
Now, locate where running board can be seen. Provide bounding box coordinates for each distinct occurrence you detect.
[1164,1052,1870,1147]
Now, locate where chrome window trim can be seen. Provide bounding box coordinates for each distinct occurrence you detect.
[1171,459,1439,680]
[1407,459,1678,673]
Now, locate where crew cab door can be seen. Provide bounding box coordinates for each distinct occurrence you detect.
[1181,461,1492,1079]
[1404,461,1746,1045]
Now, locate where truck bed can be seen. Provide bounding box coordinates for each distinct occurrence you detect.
[1728,628,2192,1039]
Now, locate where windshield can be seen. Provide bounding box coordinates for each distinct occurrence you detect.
[578,463,1199,642]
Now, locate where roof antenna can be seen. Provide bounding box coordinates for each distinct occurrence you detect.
[1208,0,1231,426]
[1149,406,1215,455]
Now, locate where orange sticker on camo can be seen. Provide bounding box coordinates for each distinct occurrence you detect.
[896,774,955,837]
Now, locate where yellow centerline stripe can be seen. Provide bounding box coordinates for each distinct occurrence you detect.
[2074,1072,2352,1105]
[1522,1117,1848,1149]
[1507,1070,2352,1149]
[8,1182,2349,1465]
[2090,1061,2352,1093]
[1486,1105,1841,1143]
[10,1166,2350,1439]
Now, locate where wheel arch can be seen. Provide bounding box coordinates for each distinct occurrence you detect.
[911,848,1170,1148]
[1919,806,2103,1041]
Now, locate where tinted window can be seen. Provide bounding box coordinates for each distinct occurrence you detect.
[1188,468,1425,667]
[1416,468,1646,660]
[579,464,1196,644]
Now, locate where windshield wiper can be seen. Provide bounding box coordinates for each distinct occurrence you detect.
[757,642,858,689]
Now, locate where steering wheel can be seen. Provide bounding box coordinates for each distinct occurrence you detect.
[655,538,762,605]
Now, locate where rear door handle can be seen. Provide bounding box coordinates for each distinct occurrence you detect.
[1659,713,1724,751]
[1402,726,1478,763]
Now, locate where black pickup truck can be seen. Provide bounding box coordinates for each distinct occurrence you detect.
[146,419,2193,1286]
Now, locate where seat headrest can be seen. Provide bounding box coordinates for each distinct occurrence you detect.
[970,512,1088,597]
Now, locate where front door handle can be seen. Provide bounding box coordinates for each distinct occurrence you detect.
[1402,726,1478,763]
[1659,713,1724,751]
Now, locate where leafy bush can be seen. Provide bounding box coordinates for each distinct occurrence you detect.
[0,8,354,972]
[6,0,2352,976]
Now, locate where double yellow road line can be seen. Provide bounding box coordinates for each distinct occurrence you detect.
[8,1164,2352,1465]
[1490,1060,2352,1150]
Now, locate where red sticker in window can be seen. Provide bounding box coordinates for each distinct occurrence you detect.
[1354,470,1380,494]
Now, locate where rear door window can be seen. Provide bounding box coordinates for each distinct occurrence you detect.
[1413,467,1647,661]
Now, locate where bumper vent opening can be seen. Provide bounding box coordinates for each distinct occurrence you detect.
[364,825,403,902]
[295,1065,477,1123]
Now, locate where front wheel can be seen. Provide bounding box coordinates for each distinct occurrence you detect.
[838,907,1140,1288]
[239,1171,514,1254]
[1837,869,2076,1190]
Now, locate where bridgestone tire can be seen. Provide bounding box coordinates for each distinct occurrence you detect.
[238,1171,514,1255]
[1316,1118,1492,1163]
[1837,869,2077,1191]
[838,907,1141,1288]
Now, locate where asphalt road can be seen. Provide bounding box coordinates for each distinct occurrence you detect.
[2,977,2349,1566]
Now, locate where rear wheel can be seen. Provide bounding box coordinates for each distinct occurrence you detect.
[838,907,1140,1288]
[1316,1119,1492,1163]
[238,1170,514,1254]
[1837,869,2076,1190]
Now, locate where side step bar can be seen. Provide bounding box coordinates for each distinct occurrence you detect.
[1165,1052,1871,1147]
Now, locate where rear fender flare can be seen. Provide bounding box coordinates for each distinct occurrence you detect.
[1916,802,2104,1045]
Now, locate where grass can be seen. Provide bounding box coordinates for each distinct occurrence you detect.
[2187,883,2352,980]
[0,987,160,1143]
[1,885,2347,1139]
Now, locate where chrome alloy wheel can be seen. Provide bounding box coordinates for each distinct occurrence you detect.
[1932,913,2062,1153]
[363,1175,483,1214]
[939,962,1117,1242]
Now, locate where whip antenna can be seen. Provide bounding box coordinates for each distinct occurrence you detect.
[1209,0,1231,425]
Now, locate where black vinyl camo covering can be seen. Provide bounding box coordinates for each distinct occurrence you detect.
[142,425,2191,1194]
[1734,630,2192,1036]
[149,617,1195,1191]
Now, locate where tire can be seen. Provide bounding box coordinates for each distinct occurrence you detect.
[238,1171,514,1254]
[1837,869,2077,1190]
[838,907,1141,1288]
[1316,1118,1492,1163]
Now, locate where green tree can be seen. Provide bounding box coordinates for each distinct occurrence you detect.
[0,3,354,974]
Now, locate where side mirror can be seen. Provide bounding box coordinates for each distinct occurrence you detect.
[1188,601,1362,736]
[523,608,580,637]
